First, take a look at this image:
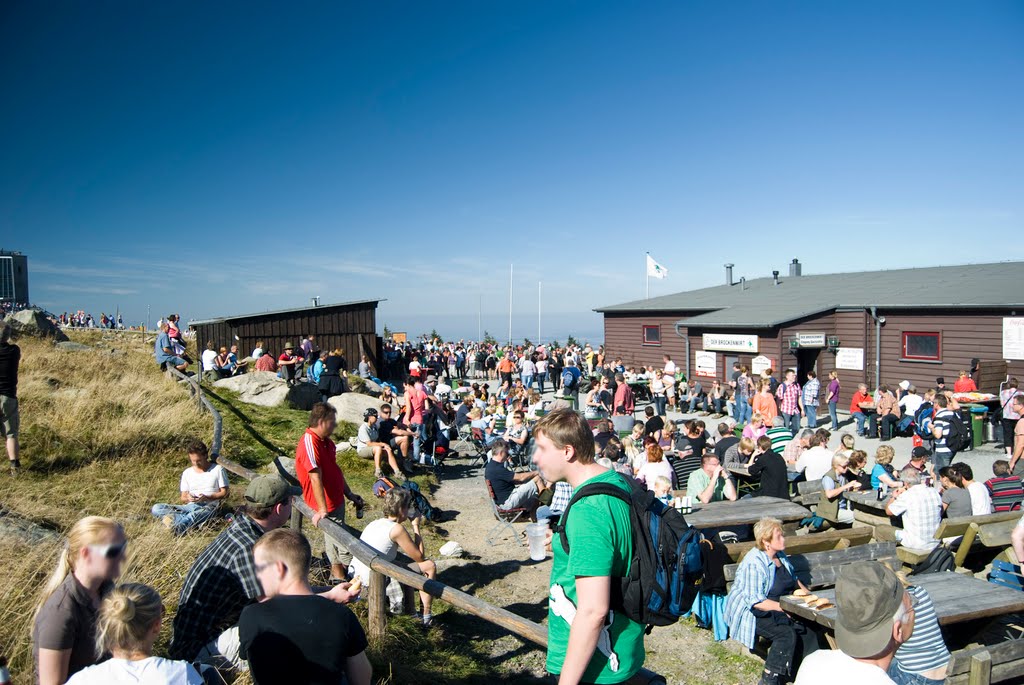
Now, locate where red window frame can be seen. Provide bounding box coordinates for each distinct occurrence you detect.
[901,331,941,361]
[642,325,661,346]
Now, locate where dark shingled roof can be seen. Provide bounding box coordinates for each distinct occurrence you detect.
[190,299,383,326]
[595,262,1024,328]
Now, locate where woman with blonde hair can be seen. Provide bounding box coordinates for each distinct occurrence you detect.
[742,413,768,441]
[870,444,902,490]
[724,517,818,685]
[66,584,203,684]
[33,516,127,685]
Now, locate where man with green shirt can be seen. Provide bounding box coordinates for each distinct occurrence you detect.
[532,408,645,684]
[686,453,738,504]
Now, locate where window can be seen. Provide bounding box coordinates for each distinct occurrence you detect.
[902,331,941,361]
[642,325,661,346]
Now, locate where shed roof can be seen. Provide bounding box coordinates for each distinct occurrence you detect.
[595,262,1024,328]
[190,299,383,326]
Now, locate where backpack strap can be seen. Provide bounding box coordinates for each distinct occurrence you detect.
[556,480,632,555]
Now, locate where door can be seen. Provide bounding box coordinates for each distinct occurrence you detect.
[724,355,739,383]
[795,349,820,386]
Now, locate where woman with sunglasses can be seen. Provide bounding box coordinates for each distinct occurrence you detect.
[33,516,127,685]
[66,583,203,684]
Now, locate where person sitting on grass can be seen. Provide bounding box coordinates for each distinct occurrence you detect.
[349,488,438,629]
[240,529,372,684]
[151,438,229,536]
[485,439,546,515]
[254,348,277,372]
[33,516,127,685]
[66,583,204,684]
[154,321,188,373]
[377,403,415,469]
[358,407,402,479]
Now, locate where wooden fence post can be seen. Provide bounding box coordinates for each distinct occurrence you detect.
[969,650,992,685]
[290,505,303,531]
[368,569,387,640]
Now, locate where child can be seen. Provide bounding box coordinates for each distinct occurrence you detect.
[653,475,674,506]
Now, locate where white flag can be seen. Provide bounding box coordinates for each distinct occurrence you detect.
[646,254,668,279]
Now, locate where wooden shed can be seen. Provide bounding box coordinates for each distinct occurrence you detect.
[189,299,383,370]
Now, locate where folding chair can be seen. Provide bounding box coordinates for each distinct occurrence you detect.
[485,479,528,546]
[466,428,489,467]
[507,434,533,472]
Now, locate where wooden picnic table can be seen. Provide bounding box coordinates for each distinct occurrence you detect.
[843,489,889,512]
[669,494,810,529]
[780,571,1024,630]
[728,465,802,497]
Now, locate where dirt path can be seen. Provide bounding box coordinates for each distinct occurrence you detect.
[426,457,761,685]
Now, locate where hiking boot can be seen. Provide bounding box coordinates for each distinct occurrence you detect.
[758,670,782,685]
[374,469,383,479]
[9,459,19,476]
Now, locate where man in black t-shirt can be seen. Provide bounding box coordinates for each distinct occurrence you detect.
[376,404,415,464]
[484,440,544,511]
[240,528,372,685]
[748,435,789,500]
[643,406,665,441]
[712,422,739,461]
[0,322,21,474]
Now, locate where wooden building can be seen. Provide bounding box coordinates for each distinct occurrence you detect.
[190,299,383,370]
[596,261,1024,408]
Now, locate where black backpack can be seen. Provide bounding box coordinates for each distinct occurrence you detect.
[556,474,704,630]
[909,545,955,575]
[942,411,972,453]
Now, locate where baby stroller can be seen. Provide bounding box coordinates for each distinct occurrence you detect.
[420,403,457,477]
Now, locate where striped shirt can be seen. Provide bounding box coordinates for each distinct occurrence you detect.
[932,410,957,461]
[767,426,793,455]
[985,476,1024,512]
[893,585,950,674]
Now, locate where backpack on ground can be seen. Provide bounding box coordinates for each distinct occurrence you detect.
[372,477,444,522]
[556,474,704,630]
[942,412,972,453]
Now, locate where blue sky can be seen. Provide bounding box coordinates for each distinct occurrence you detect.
[2,1,1022,342]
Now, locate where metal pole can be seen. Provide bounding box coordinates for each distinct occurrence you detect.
[147,304,151,332]
[645,253,649,299]
[537,281,541,343]
[478,295,482,342]
[508,264,513,346]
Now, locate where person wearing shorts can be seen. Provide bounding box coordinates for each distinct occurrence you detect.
[357,408,401,478]
[0,322,20,474]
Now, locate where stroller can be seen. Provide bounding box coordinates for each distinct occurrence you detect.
[420,402,457,477]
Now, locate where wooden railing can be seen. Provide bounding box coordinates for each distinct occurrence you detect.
[165,366,665,684]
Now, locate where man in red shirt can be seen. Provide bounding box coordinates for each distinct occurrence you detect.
[403,376,429,464]
[278,342,305,386]
[296,402,366,582]
[849,383,876,438]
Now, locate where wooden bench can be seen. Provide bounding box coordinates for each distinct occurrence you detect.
[724,526,873,562]
[795,479,823,506]
[724,541,898,591]
[944,638,1024,684]
[893,511,1022,568]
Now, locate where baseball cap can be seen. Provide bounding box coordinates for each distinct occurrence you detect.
[244,475,300,508]
[835,561,904,658]
[911,446,930,460]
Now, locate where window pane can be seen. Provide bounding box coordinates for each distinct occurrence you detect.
[905,333,939,359]
[643,325,660,345]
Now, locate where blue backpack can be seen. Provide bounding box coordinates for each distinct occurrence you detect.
[556,474,704,629]
[561,367,577,390]
[914,403,935,439]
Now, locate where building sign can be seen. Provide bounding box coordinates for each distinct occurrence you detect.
[392,331,407,343]
[751,355,773,376]
[695,350,717,378]
[1004,318,1024,361]
[795,332,827,348]
[702,333,758,353]
[836,347,864,371]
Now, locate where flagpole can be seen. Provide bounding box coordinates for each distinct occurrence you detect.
[645,252,650,299]
[508,263,513,346]
[537,281,542,343]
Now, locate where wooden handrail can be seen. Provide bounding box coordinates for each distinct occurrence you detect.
[166,368,222,459]
[168,367,666,684]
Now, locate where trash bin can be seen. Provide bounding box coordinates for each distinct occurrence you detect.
[969,406,986,449]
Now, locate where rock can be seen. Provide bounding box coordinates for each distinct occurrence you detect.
[56,341,93,352]
[269,456,297,479]
[328,392,399,427]
[285,382,321,411]
[362,378,383,396]
[4,309,69,342]
[213,371,289,407]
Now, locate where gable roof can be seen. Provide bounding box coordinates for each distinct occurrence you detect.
[190,299,383,326]
[595,262,1024,328]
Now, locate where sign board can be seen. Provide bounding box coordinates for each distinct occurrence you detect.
[391,331,407,343]
[695,350,717,378]
[835,347,864,371]
[795,332,827,348]
[1004,318,1024,360]
[751,355,773,376]
[702,333,758,353]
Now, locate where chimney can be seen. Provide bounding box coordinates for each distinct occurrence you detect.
[789,258,802,277]
[724,263,734,286]
[740,276,747,290]
[772,270,780,286]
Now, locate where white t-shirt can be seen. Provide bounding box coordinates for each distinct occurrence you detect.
[967,481,994,515]
[251,347,264,359]
[664,360,676,375]
[201,349,218,371]
[357,423,379,447]
[66,656,204,685]
[795,446,835,481]
[899,393,924,417]
[795,650,896,684]
[349,517,399,584]
[180,464,229,497]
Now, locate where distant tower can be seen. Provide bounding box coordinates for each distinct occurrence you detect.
[0,250,29,305]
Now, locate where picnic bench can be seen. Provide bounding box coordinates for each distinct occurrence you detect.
[673,495,810,530]
[945,639,1024,685]
[724,541,898,592]
[780,570,1024,632]
[724,526,874,562]
[885,510,1022,568]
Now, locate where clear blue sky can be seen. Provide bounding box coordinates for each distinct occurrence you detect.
[2,1,1022,342]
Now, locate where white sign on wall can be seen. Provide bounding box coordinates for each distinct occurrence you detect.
[695,350,717,378]
[795,332,827,348]
[835,347,865,371]
[751,355,773,376]
[1004,318,1024,361]
[702,333,758,353]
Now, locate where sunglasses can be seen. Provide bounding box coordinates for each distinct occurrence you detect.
[89,541,128,559]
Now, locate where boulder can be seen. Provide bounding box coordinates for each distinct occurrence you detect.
[4,310,69,342]
[213,372,289,407]
[285,383,321,411]
[56,341,93,352]
[328,392,399,427]
[361,378,383,396]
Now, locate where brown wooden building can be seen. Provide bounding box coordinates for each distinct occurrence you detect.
[190,299,383,370]
[596,261,1024,409]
